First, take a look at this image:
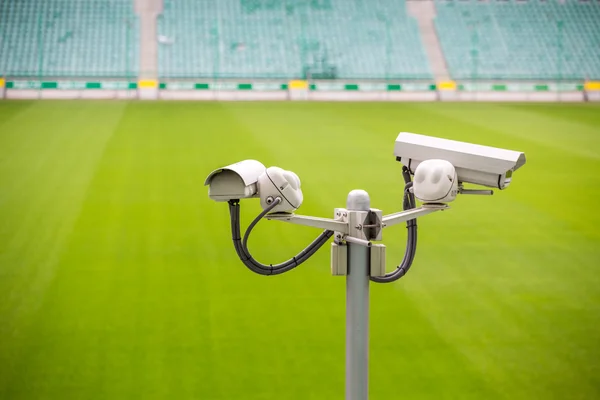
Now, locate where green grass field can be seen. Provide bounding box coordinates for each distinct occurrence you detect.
[1,100,599,399]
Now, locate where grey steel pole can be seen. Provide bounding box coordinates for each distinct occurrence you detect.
[346,190,371,400]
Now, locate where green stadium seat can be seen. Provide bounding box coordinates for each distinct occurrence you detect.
[157,0,432,79]
[434,0,600,80]
[3,0,596,82]
[0,0,139,78]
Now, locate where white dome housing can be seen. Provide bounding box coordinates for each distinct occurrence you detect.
[413,159,458,204]
[257,167,304,213]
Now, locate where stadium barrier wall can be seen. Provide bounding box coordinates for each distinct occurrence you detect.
[584,81,600,102]
[138,79,159,100]
[2,79,596,102]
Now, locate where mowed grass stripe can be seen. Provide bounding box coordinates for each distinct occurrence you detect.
[6,103,225,398]
[404,103,600,398]
[0,102,599,399]
[2,103,327,399]
[504,103,600,130]
[4,102,492,399]
[0,101,127,395]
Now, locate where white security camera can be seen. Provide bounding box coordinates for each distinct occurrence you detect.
[413,159,458,204]
[394,132,526,189]
[205,160,266,201]
[205,160,303,213]
[258,167,303,213]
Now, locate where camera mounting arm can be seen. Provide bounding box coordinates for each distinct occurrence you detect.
[380,204,448,228]
[266,212,350,234]
[267,205,447,232]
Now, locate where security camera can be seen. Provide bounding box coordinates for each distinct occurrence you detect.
[205,160,303,213]
[258,167,303,213]
[205,160,266,201]
[413,159,458,204]
[394,132,526,190]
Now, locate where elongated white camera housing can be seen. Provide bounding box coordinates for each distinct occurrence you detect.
[205,160,266,201]
[394,132,526,189]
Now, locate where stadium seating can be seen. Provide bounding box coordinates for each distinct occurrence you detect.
[0,0,139,77]
[2,0,598,82]
[434,0,600,80]
[157,0,432,79]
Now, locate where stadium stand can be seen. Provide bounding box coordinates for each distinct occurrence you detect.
[157,0,432,80]
[434,0,600,80]
[1,0,598,82]
[0,0,139,78]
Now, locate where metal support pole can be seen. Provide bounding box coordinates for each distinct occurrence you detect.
[345,190,370,400]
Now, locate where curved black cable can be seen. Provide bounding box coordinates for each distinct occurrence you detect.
[239,198,332,272]
[370,165,418,283]
[231,200,333,275]
[228,198,333,276]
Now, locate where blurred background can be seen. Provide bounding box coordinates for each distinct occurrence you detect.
[0,1,599,400]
